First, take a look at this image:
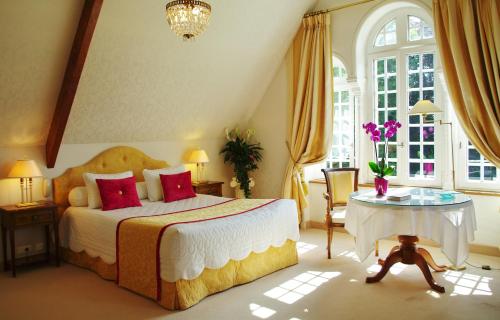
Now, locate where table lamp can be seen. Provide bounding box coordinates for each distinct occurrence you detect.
[188,149,209,184]
[409,100,455,190]
[8,159,43,207]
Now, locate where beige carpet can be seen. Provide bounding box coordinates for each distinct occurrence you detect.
[1,229,499,320]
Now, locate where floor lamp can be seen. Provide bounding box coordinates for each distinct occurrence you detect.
[409,100,455,190]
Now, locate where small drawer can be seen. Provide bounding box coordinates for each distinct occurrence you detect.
[15,210,53,226]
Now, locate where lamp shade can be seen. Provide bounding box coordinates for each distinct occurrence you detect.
[8,160,43,178]
[188,150,209,163]
[409,100,443,115]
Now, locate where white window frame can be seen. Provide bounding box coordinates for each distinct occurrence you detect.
[455,126,500,190]
[364,9,443,187]
[327,56,356,169]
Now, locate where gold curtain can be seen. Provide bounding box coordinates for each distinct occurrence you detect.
[433,0,500,167]
[282,13,333,224]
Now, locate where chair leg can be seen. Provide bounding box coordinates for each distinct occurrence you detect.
[326,227,333,259]
[375,240,379,257]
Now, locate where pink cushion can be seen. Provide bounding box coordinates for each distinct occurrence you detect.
[160,171,196,203]
[96,176,142,211]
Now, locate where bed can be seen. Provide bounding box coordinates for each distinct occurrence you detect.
[54,146,299,310]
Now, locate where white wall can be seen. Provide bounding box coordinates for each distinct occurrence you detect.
[0,140,233,264]
[248,0,500,249]
[247,56,291,199]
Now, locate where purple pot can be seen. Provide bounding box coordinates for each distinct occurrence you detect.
[374,177,388,196]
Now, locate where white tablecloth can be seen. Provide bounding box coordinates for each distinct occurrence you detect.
[345,191,476,266]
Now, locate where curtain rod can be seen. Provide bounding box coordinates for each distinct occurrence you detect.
[304,0,378,18]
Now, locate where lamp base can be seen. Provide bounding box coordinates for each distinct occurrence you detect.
[16,201,40,208]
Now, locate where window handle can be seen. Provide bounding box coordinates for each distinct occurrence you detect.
[397,142,404,147]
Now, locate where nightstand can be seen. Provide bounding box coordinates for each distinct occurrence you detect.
[0,201,60,277]
[192,181,224,197]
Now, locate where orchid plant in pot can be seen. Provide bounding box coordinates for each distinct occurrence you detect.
[363,120,402,196]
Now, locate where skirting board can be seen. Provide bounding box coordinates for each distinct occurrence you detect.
[305,220,500,258]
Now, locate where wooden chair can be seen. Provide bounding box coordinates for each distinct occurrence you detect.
[321,168,379,259]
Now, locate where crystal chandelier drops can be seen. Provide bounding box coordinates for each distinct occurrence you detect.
[165,0,211,40]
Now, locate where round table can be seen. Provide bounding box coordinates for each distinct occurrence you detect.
[345,188,476,293]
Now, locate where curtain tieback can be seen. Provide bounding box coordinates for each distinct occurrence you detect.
[286,141,309,196]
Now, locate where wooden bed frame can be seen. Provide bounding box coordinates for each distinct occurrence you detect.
[53,146,298,310]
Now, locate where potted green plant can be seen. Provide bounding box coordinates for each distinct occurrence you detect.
[220,128,263,198]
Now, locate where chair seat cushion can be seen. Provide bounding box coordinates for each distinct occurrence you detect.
[327,207,346,224]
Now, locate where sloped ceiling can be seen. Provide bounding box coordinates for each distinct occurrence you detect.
[0,0,317,147]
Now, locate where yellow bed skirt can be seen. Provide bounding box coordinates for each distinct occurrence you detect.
[62,240,298,310]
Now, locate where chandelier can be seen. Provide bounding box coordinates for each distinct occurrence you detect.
[165,0,211,40]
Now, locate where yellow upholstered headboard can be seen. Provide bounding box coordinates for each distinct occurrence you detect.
[52,146,167,215]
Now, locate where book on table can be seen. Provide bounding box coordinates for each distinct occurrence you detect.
[386,188,413,201]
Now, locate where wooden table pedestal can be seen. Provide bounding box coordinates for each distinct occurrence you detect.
[366,235,446,293]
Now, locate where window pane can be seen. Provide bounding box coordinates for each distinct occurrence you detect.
[388,110,397,121]
[423,72,434,87]
[409,28,421,41]
[423,90,434,102]
[388,162,397,176]
[333,67,339,78]
[387,93,397,107]
[377,60,385,74]
[423,54,434,69]
[409,91,420,107]
[410,127,420,142]
[409,115,420,124]
[387,144,397,158]
[386,20,396,32]
[409,16,420,29]
[409,73,419,88]
[423,163,434,176]
[422,126,434,142]
[468,166,481,180]
[375,33,385,47]
[410,163,420,177]
[341,91,349,102]
[409,55,420,70]
[378,111,385,125]
[423,145,434,159]
[387,58,396,73]
[386,32,396,45]
[334,92,339,103]
[468,148,481,161]
[409,145,420,159]
[424,114,434,122]
[423,25,434,39]
[387,76,396,90]
[378,144,385,156]
[378,78,385,91]
[378,94,385,108]
[484,167,497,181]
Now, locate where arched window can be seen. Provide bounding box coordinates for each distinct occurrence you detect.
[356,2,498,190]
[408,15,434,41]
[367,10,439,186]
[326,57,355,169]
[374,19,397,47]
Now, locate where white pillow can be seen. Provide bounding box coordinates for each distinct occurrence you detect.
[143,165,186,201]
[68,186,88,207]
[135,181,148,200]
[68,182,147,207]
[83,171,133,209]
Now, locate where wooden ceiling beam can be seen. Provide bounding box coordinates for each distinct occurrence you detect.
[45,0,103,168]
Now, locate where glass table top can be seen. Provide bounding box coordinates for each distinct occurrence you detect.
[350,187,472,207]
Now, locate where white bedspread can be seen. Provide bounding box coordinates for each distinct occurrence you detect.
[60,194,300,282]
